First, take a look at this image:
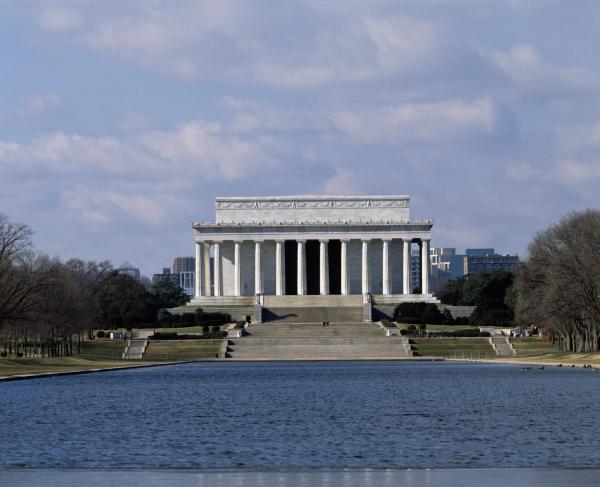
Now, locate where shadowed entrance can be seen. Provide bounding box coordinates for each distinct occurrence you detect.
[306,240,319,295]
[284,240,297,295]
[328,240,341,295]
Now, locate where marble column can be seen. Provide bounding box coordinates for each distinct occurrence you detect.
[194,241,202,299]
[421,238,430,295]
[203,242,212,297]
[213,241,221,297]
[297,240,307,296]
[254,241,263,295]
[403,239,410,295]
[275,240,285,296]
[382,239,391,295]
[340,239,349,295]
[319,240,329,295]
[234,241,241,296]
[361,239,370,295]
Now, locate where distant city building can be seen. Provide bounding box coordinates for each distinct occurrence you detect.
[152,258,197,296]
[152,268,180,286]
[410,250,422,292]
[429,247,463,292]
[430,247,519,292]
[172,256,195,274]
[464,252,519,275]
[172,256,195,296]
[179,271,195,297]
[466,248,496,257]
[117,261,141,280]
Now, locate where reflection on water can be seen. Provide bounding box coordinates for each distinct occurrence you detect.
[1,362,599,469]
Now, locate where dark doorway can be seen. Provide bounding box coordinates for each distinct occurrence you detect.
[284,240,297,295]
[306,240,320,295]
[328,240,341,295]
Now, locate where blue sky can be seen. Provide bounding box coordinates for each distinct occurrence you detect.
[1,0,599,276]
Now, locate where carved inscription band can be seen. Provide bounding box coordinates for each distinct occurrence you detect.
[216,199,409,210]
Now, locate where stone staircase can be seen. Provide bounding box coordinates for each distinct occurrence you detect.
[226,322,413,360]
[490,336,515,357]
[262,307,364,324]
[122,339,148,359]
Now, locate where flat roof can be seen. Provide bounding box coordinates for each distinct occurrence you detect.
[216,195,410,201]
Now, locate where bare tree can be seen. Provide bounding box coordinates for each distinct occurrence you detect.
[516,209,600,352]
[0,214,43,332]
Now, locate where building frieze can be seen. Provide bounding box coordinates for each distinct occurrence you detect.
[215,196,409,211]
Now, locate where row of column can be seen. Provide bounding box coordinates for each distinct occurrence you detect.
[195,238,430,298]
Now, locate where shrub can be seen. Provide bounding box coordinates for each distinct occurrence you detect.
[469,307,514,326]
[211,325,220,333]
[209,330,228,339]
[150,332,228,340]
[180,312,196,326]
[428,329,491,338]
[394,302,444,324]
[195,308,231,326]
[202,324,210,334]
[156,308,177,326]
[96,330,106,338]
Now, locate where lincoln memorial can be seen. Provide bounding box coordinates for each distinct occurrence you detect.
[189,195,437,322]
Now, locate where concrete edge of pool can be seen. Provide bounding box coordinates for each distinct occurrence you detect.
[0,360,197,382]
[1,467,600,487]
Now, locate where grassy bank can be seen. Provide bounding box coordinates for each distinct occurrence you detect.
[0,357,149,378]
[144,340,221,361]
[394,323,479,332]
[511,338,559,355]
[412,338,494,358]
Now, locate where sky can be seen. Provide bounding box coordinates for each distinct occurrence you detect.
[1,0,600,276]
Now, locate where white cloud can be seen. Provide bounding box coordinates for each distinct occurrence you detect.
[331,98,495,145]
[0,120,277,179]
[19,94,62,117]
[363,16,439,71]
[320,169,364,195]
[84,1,241,54]
[38,6,83,32]
[0,120,281,224]
[550,159,600,185]
[493,44,596,96]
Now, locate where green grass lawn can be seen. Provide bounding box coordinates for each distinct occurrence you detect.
[412,338,495,358]
[80,339,126,358]
[151,325,229,334]
[143,340,221,361]
[511,338,559,355]
[0,357,142,377]
[395,324,479,332]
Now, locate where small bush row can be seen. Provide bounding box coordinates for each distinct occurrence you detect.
[156,308,231,327]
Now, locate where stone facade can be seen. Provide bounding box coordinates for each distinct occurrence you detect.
[192,195,434,301]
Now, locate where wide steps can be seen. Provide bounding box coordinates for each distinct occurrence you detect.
[228,341,412,360]
[491,336,515,357]
[230,337,404,346]
[262,307,363,324]
[248,323,384,337]
[227,330,412,359]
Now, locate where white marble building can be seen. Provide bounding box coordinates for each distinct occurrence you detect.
[191,195,434,305]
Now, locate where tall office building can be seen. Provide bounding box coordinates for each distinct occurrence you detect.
[172,256,195,274]
[117,262,141,280]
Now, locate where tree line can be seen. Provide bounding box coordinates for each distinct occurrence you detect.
[515,210,600,352]
[0,213,190,358]
[435,209,600,352]
[436,270,515,326]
